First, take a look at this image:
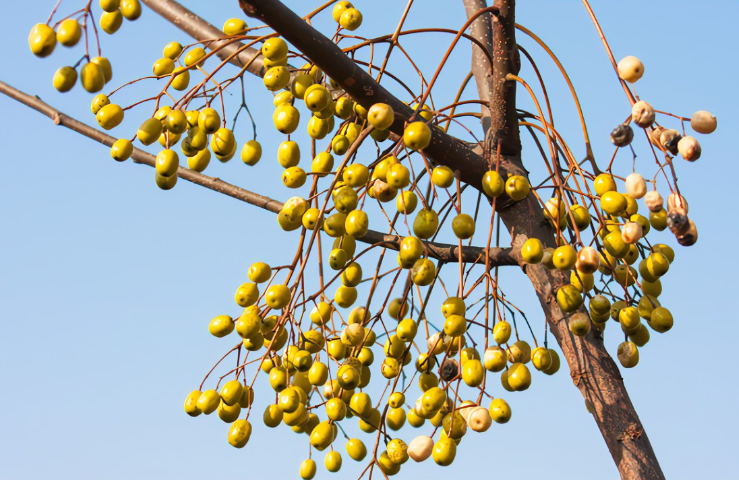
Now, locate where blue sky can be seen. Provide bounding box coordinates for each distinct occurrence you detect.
[1,1,738,479]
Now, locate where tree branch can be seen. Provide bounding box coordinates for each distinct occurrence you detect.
[463,0,494,132]
[141,0,265,75]
[463,2,666,479]
[239,0,493,188]
[0,79,516,268]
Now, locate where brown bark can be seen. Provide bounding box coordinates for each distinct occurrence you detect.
[464,2,666,479]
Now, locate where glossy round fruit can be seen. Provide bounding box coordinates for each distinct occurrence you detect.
[208,315,234,338]
[332,1,354,22]
[521,238,543,263]
[431,165,454,188]
[617,341,639,368]
[223,18,248,36]
[482,170,504,197]
[57,19,82,47]
[505,175,530,201]
[184,47,206,67]
[155,172,177,190]
[53,66,77,92]
[262,38,288,61]
[413,208,439,239]
[80,62,105,93]
[340,8,363,31]
[649,307,673,333]
[120,0,142,20]
[300,459,316,480]
[153,57,175,76]
[553,245,577,270]
[557,284,583,312]
[196,389,220,415]
[110,138,133,162]
[345,437,367,461]
[324,451,342,472]
[273,104,300,134]
[451,213,475,239]
[96,104,124,130]
[367,103,394,129]
[155,149,179,177]
[403,122,431,150]
[90,94,110,114]
[100,10,123,34]
[90,57,113,84]
[29,24,56,57]
[265,284,291,309]
[162,41,182,59]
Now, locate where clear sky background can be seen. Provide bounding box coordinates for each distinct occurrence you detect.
[1,1,737,479]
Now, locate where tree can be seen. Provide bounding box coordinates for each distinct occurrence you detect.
[3,0,720,478]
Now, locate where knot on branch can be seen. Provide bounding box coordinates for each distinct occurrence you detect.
[617,423,644,442]
[238,0,258,17]
[571,370,589,386]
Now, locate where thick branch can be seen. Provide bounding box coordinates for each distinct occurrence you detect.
[239,0,492,188]
[463,1,665,479]
[463,0,494,132]
[487,0,521,155]
[141,0,265,75]
[0,80,515,268]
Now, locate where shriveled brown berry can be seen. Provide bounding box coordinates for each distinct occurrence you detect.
[666,193,689,214]
[677,220,698,246]
[644,191,664,212]
[659,129,682,156]
[631,101,655,128]
[649,126,664,149]
[610,124,634,147]
[440,358,459,382]
[677,136,701,162]
[576,247,599,274]
[667,210,691,237]
[622,222,642,244]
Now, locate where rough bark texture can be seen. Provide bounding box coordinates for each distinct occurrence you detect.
[463,0,494,133]
[464,2,666,479]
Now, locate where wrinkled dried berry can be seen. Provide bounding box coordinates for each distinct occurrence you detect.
[610,124,634,147]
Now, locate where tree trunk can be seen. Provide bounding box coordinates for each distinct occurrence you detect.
[463,1,666,479]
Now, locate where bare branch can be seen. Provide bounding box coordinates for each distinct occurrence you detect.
[462,0,494,131]
[239,0,492,188]
[0,79,516,268]
[141,0,265,75]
